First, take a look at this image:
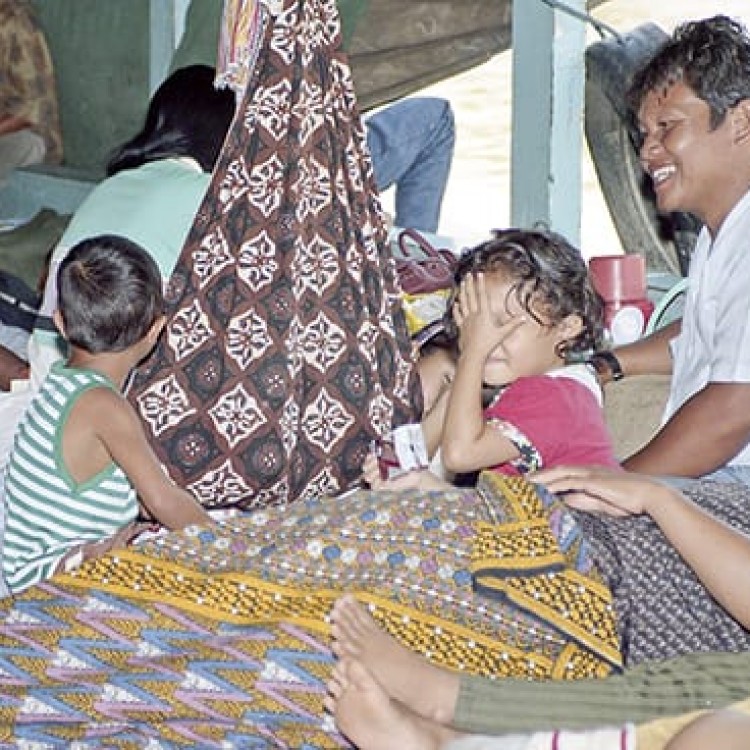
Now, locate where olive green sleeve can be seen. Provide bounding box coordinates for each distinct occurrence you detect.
[454,651,750,734]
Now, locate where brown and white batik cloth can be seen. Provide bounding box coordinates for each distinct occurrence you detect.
[128,0,420,511]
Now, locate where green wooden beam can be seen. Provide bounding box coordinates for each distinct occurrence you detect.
[510,0,586,246]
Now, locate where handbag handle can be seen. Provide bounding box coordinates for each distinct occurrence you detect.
[395,229,457,295]
[397,228,456,266]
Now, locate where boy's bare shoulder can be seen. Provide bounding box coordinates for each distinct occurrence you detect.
[73,385,137,431]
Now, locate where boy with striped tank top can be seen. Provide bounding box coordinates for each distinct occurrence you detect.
[2,234,211,594]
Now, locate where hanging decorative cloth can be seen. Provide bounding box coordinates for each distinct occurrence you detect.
[128,0,420,510]
[214,0,265,99]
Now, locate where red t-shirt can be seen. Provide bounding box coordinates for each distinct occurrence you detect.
[483,374,619,475]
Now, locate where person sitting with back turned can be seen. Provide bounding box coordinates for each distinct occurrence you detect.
[2,235,211,595]
[29,63,235,388]
[587,15,750,483]
[364,229,618,491]
[0,0,62,184]
[0,64,235,493]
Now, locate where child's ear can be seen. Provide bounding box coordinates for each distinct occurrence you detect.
[557,313,583,343]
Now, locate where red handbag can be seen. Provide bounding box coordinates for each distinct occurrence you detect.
[395,228,458,295]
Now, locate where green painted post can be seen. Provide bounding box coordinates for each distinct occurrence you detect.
[510,0,586,246]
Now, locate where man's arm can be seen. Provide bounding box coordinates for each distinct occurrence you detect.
[455,651,750,733]
[594,320,679,385]
[616,319,679,376]
[623,382,750,476]
[536,466,750,628]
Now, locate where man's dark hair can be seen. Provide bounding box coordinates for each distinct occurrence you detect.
[627,15,750,129]
[57,235,163,354]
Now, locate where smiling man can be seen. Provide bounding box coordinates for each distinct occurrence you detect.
[589,15,750,483]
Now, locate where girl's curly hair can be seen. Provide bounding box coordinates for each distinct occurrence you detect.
[444,228,605,359]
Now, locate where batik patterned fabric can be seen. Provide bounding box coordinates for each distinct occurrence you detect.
[0,476,621,747]
[574,478,750,665]
[128,0,419,510]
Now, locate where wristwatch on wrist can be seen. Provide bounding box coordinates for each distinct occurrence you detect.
[588,350,624,382]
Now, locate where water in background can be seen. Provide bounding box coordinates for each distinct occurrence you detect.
[380,0,750,258]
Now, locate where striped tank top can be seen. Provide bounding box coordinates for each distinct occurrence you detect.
[3,362,138,593]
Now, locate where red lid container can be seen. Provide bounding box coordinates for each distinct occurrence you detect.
[589,254,647,303]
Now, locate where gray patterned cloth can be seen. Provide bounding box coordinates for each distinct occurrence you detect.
[574,479,750,665]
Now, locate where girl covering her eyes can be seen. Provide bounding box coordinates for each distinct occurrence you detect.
[364,228,621,490]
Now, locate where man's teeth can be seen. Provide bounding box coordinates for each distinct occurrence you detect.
[651,165,676,185]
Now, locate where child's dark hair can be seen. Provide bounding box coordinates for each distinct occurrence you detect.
[57,235,163,354]
[445,228,604,358]
[627,15,750,130]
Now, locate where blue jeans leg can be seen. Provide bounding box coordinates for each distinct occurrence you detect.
[365,97,455,233]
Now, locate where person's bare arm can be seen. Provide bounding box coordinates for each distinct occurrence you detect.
[0,345,29,390]
[91,390,211,529]
[55,520,157,573]
[0,115,32,136]
[623,382,750,476]
[441,274,521,474]
[422,386,449,457]
[535,466,750,629]
[441,350,520,474]
[595,320,680,386]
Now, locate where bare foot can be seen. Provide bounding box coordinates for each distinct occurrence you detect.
[330,595,459,724]
[324,658,458,750]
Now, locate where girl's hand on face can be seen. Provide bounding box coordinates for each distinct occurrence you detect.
[454,272,487,330]
[530,465,678,517]
[454,273,526,359]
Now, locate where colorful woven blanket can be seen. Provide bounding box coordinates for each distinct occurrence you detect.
[0,475,620,747]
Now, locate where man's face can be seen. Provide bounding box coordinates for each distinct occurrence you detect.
[637,80,738,234]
